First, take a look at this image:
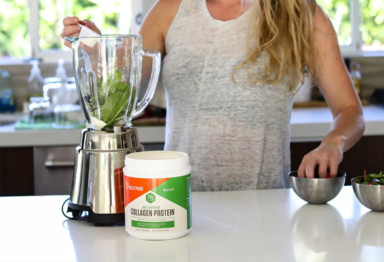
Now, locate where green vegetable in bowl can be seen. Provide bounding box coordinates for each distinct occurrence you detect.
[354,171,384,185]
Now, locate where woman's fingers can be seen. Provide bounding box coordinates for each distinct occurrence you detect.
[304,158,317,178]
[60,17,102,49]
[63,16,79,26]
[328,155,339,177]
[317,154,329,178]
[298,154,316,178]
[297,143,343,178]
[60,16,83,48]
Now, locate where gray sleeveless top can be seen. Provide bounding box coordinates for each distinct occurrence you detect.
[161,0,295,191]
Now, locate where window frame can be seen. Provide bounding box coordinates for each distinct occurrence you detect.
[29,0,72,63]
[347,0,384,57]
[6,0,384,65]
[337,0,378,57]
[340,0,363,56]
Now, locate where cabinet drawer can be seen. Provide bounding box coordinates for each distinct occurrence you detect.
[33,143,164,195]
[33,146,76,195]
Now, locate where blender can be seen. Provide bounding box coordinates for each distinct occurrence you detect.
[62,34,160,225]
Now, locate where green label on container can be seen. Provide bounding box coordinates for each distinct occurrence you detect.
[131,220,175,228]
[152,174,192,229]
[126,174,192,234]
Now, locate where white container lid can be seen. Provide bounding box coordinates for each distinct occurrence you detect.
[124,151,190,176]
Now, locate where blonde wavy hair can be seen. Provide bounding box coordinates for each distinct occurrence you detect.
[234,0,317,89]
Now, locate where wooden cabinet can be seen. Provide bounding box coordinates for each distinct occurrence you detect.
[33,146,76,195]
[32,143,165,195]
[291,136,384,185]
[0,147,34,195]
[1,137,383,195]
[0,142,165,196]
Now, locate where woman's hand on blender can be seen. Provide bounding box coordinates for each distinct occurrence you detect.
[60,16,101,48]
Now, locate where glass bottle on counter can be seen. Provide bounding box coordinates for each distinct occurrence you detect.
[0,70,16,113]
[350,61,362,99]
[27,59,44,99]
[55,58,68,83]
[52,59,84,129]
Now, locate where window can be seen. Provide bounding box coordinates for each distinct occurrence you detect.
[360,0,384,52]
[0,0,132,63]
[0,0,383,64]
[0,0,30,59]
[317,0,384,56]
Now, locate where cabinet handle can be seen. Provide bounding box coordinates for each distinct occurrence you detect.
[44,160,74,168]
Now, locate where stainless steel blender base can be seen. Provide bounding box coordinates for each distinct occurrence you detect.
[64,127,143,225]
[66,201,125,226]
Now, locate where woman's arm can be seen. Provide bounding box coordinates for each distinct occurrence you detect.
[135,0,180,89]
[297,5,365,178]
[139,0,181,56]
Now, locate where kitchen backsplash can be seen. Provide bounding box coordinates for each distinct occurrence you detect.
[1,57,383,111]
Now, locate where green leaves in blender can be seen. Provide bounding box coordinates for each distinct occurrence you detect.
[87,69,136,131]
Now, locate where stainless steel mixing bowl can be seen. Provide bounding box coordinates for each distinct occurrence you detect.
[352,176,384,212]
[288,171,346,204]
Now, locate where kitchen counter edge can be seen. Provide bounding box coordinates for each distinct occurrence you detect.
[1,105,384,147]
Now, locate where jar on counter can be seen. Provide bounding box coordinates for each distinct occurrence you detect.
[123,151,192,240]
[28,97,51,123]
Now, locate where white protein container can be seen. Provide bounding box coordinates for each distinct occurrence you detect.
[123,151,192,240]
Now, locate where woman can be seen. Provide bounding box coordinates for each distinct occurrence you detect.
[61,0,365,191]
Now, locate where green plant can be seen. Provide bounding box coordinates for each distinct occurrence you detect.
[354,171,384,185]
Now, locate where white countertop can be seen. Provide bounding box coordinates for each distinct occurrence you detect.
[290,105,384,142]
[0,125,165,147]
[0,187,382,262]
[1,105,384,147]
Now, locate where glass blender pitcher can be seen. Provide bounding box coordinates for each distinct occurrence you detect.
[72,34,160,130]
[63,35,161,225]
